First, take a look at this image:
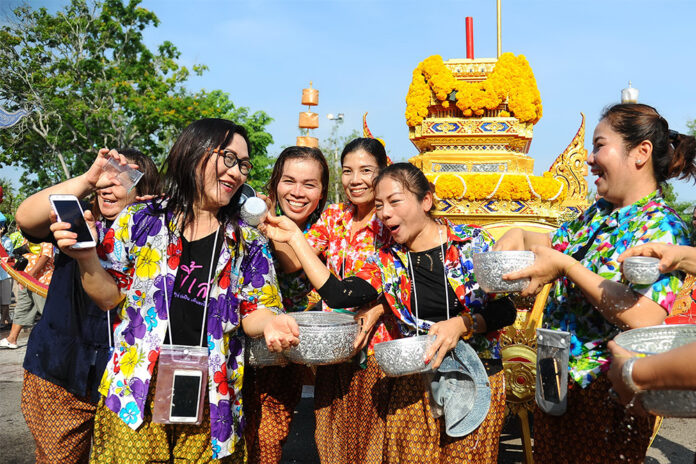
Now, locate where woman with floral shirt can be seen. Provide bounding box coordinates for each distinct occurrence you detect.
[269,137,400,463]
[243,146,329,463]
[51,119,299,463]
[263,163,516,463]
[496,103,696,463]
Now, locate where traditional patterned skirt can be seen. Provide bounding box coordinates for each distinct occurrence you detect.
[382,370,506,463]
[314,355,391,464]
[90,368,244,464]
[533,374,656,464]
[243,363,306,464]
[21,370,97,464]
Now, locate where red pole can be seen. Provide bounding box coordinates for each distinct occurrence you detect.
[466,17,474,59]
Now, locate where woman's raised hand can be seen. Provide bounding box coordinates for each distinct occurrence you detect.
[492,228,526,251]
[264,314,300,352]
[618,242,696,275]
[83,148,140,190]
[502,245,575,297]
[259,214,302,243]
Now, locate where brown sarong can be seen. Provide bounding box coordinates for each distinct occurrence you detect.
[314,356,390,464]
[383,370,506,463]
[533,374,656,463]
[21,370,97,464]
[243,363,305,464]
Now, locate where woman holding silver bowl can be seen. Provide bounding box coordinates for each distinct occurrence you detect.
[262,162,516,463]
[494,103,696,463]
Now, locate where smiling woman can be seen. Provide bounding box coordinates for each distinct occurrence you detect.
[49,118,301,463]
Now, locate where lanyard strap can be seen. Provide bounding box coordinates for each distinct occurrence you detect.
[162,226,221,347]
[571,217,608,262]
[407,225,450,334]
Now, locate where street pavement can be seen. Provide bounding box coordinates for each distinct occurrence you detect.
[1,327,694,463]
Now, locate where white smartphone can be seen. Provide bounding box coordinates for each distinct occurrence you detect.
[48,194,96,249]
[169,369,203,423]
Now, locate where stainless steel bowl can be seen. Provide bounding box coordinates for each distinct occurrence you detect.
[285,312,359,365]
[374,335,435,377]
[614,325,696,355]
[614,325,696,417]
[472,251,535,293]
[623,256,660,285]
[245,336,288,367]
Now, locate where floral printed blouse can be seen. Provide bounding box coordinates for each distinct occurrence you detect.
[546,190,689,388]
[97,200,282,460]
[355,221,502,359]
[307,202,401,353]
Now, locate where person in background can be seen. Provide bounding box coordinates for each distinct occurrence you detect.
[0,237,54,349]
[495,103,696,463]
[15,148,161,464]
[0,212,14,329]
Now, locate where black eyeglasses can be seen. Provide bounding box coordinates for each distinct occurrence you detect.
[213,148,253,176]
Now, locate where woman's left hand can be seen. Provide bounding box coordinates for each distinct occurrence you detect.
[264,314,300,352]
[607,340,647,414]
[502,245,576,297]
[425,316,469,369]
[353,302,386,350]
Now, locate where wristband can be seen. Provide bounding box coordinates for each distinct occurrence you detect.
[457,312,474,340]
[622,357,642,394]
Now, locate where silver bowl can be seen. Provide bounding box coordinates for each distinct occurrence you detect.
[285,312,359,365]
[374,335,435,377]
[623,256,660,285]
[245,336,288,367]
[472,251,535,293]
[614,325,696,417]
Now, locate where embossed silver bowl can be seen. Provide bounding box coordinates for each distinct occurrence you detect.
[472,251,535,293]
[245,336,288,367]
[614,324,696,417]
[623,256,660,285]
[374,335,435,377]
[286,312,359,365]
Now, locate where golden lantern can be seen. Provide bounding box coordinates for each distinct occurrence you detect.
[297,81,319,147]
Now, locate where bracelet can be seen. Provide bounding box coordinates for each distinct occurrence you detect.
[565,260,583,276]
[622,357,642,394]
[457,312,474,340]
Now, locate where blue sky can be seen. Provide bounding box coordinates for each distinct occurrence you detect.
[5,0,696,201]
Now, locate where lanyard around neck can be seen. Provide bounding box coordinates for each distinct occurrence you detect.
[407,226,450,335]
[162,226,221,347]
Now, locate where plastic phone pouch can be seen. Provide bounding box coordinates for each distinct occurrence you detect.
[535,328,570,416]
[152,345,208,425]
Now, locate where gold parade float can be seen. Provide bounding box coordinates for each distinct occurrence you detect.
[402,14,589,463]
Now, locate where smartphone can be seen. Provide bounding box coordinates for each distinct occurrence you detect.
[49,194,96,249]
[539,357,561,403]
[169,369,203,423]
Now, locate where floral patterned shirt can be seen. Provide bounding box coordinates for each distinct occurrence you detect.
[546,190,689,388]
[97,200,282,459]
[24,241,55,286]
[355,222,503,359]
[307,202,401,353]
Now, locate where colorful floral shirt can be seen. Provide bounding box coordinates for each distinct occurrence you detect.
[307,202,401,353]
[546,190,689,388]
[356,221,503,359]
[97,200,282,459]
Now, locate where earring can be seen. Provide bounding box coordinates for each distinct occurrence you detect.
[635,159,643,166]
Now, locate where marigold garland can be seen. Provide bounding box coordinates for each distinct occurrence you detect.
[405,53,543,127]
[431,173,565,203]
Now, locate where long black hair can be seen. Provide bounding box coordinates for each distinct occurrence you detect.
[158,118,250,234]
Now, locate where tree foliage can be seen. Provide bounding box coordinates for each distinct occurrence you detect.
[319,125,360,205]
[0,0,273,193]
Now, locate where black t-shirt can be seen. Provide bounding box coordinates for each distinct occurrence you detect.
[409,245,462,322]
[164,229,222,347]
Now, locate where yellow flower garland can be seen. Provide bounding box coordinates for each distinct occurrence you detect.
[405,53,543,127]
[431,173,565,202]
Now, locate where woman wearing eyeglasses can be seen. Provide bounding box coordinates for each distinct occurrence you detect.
[51,118,299,463]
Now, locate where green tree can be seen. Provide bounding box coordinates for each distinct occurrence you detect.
[319,125,360,205]
[662,182,693,224]
[0,0,273,193]
[0,178,26,231]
